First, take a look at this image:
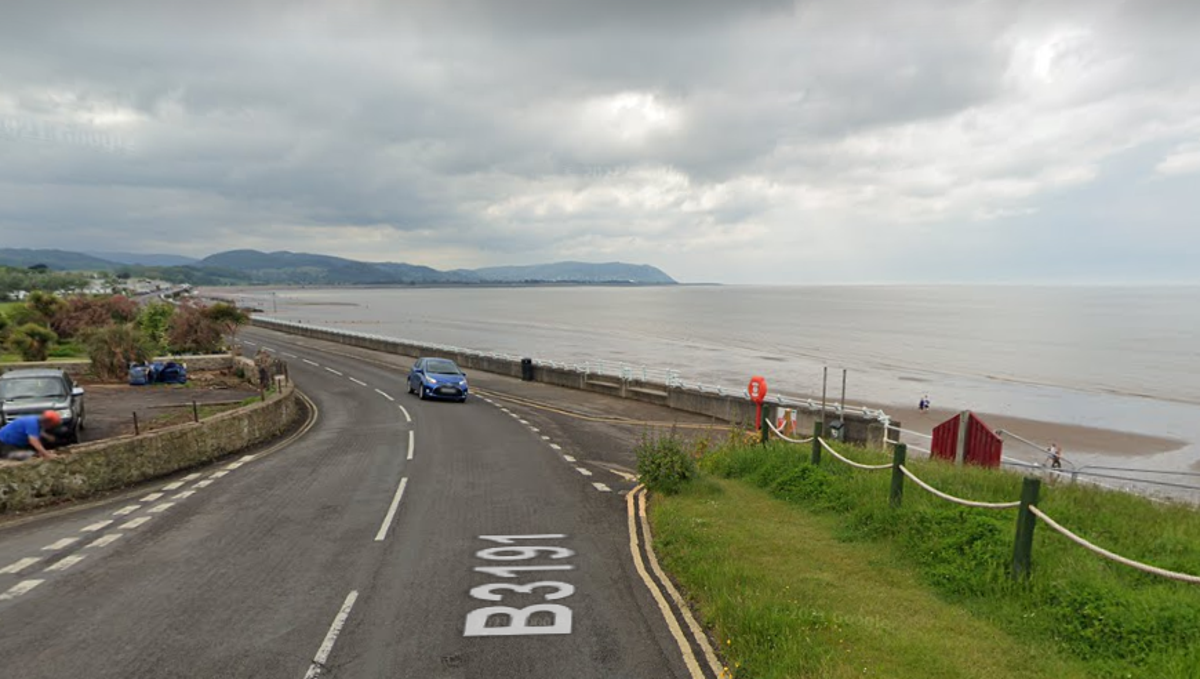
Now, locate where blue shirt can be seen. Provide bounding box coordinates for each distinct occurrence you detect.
[0,416,42,447]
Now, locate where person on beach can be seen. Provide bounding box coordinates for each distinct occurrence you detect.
[0,411,61,461]
[1047,442,1062,470]
[918,395,930,414]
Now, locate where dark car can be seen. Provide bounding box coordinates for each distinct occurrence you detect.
[0,368,86,444]
[407,357,469,402]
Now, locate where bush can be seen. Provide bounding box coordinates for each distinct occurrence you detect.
[167,302,223,354]
[7,323,58,361]
[50,295,139,339]
[636,432,698,495]
[84,324,153,380]
[137,302,175,350]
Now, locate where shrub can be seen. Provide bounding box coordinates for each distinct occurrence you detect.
[50,294,139,339]
[137,302,175,350]
[636,432,698,495]
[84,324,153,380]
[166,302,223,354]
[7,323,58,361]
[204,302,249,343]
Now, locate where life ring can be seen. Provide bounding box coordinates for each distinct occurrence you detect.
[748,376,768,405]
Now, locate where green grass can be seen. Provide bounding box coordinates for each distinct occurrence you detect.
[649,439,1200,678]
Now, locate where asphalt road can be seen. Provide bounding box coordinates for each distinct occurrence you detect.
[0,327,712,678]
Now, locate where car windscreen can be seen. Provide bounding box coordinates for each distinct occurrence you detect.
[0,377,67,401]
[425,359,461,375]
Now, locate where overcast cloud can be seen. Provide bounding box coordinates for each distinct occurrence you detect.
[1,0,1198,283]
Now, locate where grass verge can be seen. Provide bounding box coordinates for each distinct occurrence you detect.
[649,439,1200,678]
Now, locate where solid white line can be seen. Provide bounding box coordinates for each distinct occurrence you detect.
[375,388,394,401]
[576,467,593,477]
[374,477,409,542]
[141,492,164,502]
[210,471,229,478]
[325,367,343,376]
[171,490,196,500]
[397,404,411,423]
[407,431,415,460]
[194,479,214,488]
[147,502,176,514]
[563,455,576,462]
[349,377,368,387]
[182,473,202,481]
[0,580,43,601]
[45,554,86,572]
[0,557,40,574]
[592,482,612,492]
[303,590,359,679]
[42,538,79,551]
[303,359,320,366]
[113,505,139,517]
[549,443,562,451]
[86,534,123,548]
[81,520,114,533]
[119,517,152,529]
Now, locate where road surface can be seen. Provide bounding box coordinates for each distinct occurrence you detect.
[0,327,720,678]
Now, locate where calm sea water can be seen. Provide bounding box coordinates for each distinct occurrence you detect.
[229,285,1200,474]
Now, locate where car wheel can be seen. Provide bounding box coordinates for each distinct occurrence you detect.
[418,386,427,400]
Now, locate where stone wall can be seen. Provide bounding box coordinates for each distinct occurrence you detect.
[0,385,305,514]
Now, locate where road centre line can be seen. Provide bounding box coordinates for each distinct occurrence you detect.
[194,479,214,488]
[243,341,257,346]
[375,388,394,401]
[113,505,139,517]
[303,359,320,366]
[575,467,593,477]
[162,481,185,491]
[302,590,359,679]
[592,483,612,492]
[397,404,411,423]
[325,367,343,376]
[407,431,415,460]
[563,455,576,462]
[541,436,551,441]
[282,352,298,358]
[118,517,152,530]
[81,520,113,533]
[374,477,410,542]
[349,377,368,387]
[141,492,164,502]
[42,538,79,551]
[45,554,86,572]
[86,534,123,549]
[518,419,529,425]
[0,558,40,574]
[529,427,540,432]
[147,502,175,514]
[0,580,43,601]
[549,444,562,451]
[171,490,196,500]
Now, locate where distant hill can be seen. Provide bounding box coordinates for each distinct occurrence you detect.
[0,248,119,271]
[0,247,677,286]
[89,251,200,267]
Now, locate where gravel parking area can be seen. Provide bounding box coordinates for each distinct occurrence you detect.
[74,374,260,443]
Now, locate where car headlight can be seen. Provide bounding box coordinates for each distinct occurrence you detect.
[57,409,73,421]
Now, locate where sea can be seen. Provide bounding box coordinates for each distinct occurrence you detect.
[222,285,1200,493]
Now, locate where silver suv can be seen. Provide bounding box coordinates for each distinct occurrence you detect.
[0,369,86,445]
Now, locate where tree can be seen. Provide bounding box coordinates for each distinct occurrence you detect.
[84,324,153,380]
[25,291,64,324]
[203,302,249,344]
[166,303,223,354]
[137,302,175,351]
[7,323,58,361]
[49,294,140,339]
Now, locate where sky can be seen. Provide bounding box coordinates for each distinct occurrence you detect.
[1,0,1198,284]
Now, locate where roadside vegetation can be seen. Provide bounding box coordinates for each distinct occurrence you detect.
[640,435,1200,678]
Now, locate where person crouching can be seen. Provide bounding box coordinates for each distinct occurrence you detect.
[0,411,62,461]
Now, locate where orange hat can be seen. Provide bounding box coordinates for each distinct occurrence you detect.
[41,410,62,426]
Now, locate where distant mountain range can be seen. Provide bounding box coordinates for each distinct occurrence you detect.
[0,248,677,286]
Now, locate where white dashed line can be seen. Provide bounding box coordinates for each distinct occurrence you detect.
[42,538,79,551]
[147,502,176,514]
[224,461,244,470]
[182,473,202,481]
[303,590,359,679]
[81,520,113,533]
[0,580,43,601]
[210,471,229,479]
[375,388,394,401]
[303,359,320,366]
[563,455,576,462]
[397,404,411,423]
[374,477,409,542]
[575,467,593,477]
[194,479,214,488]
[244,341,257,346]
[282,352,298,358]
[517,419,529,425]
[119,517,152,530]
[162,481,185,491]
[549,444,562,451]
[141,492,164,502]
[407,431,415,461]
[592,482,612,492]
[529,427,540,433]
[325,367,343,376]
[240,454,256,462]
[171,490,196,500]
[45,554,86,572]
[541,436,551,441]
[262,347,275,352]
[113,505,139,517]
[349,377,368,387]
[0,558,41,574]
[86,534,123,548]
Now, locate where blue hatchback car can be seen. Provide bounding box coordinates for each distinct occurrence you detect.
[407,357,469,402]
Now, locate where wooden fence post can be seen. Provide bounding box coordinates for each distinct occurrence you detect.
[890,443,907,508]
[810,422,823,465]
[1012,476,1042,580]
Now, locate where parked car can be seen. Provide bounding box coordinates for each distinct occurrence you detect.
[0,368,86,444]
[407,358,469,402]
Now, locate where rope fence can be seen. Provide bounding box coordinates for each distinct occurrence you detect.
[897,465,1021,509]
[818,437,892,471]
[766,418,814,444]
